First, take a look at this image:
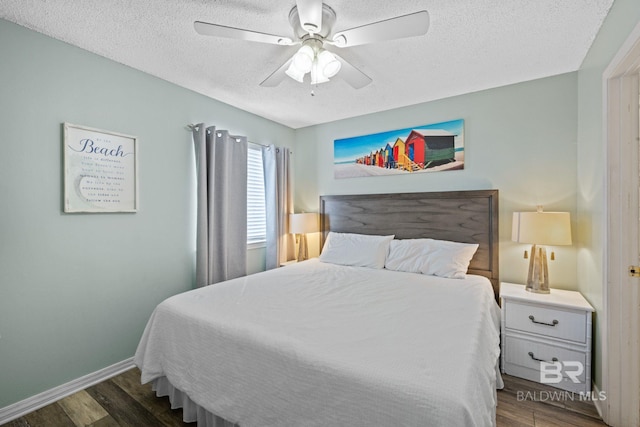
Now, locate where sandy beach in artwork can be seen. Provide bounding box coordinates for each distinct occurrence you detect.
[335,152,464,179]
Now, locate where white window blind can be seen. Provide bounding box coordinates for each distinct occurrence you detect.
[247,147,266,245]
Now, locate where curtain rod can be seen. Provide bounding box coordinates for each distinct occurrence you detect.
[187,124,270,148]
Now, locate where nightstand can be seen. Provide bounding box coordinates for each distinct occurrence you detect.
[279,260,298,267]
[500,282,594,394]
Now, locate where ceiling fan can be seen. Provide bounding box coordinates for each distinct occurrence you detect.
[194,0,430,89]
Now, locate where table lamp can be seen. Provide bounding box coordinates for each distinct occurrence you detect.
[290,212,318,261]
[511,206,572,293]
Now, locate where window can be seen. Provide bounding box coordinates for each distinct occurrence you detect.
[247,146,266,246]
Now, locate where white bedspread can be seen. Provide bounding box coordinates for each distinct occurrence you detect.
[135,259,501,427]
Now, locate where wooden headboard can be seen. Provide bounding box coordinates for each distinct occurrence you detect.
[319,190,499,298]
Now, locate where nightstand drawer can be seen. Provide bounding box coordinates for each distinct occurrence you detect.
[503,336,588,393]
[505,301,587,343]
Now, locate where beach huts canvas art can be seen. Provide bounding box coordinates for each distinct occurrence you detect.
[334,119,464,179]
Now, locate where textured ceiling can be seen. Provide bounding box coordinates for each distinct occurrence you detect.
[1,0,613,129]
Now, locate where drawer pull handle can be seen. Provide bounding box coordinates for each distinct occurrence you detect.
[528,315,559,327]
[528,351,558,363]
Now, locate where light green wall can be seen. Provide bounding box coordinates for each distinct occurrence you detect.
[294,73,579,289]
[576,0,640,389]
[0,19,293,409]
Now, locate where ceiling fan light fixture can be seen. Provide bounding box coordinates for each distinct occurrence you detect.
[285,61,306,83]
[310,58,330,85]
[317,49,341,78]
[292,45,314,73]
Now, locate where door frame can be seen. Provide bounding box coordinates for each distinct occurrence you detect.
[604,20,640,427]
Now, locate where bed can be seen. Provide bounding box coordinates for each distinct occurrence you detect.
[134,190,502,427]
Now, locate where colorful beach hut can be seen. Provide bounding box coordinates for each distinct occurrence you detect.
[405,129,456,168]
[393,138,408,170]
[384,143,395,168]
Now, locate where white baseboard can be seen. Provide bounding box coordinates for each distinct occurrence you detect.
[0,357,135,425]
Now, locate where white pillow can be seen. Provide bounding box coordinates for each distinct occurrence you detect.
[320,232,394,269]
[385,239,433,273]
[420,239,479,279]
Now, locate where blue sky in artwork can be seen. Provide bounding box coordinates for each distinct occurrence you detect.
[334,119,464,164]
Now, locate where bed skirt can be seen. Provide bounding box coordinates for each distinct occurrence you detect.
[152,371,502,427]
[152,377,238,427]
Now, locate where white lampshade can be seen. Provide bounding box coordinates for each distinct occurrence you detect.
[317,49,341,78]
[290,213,318,234]
[310,59,330,85]
[285,61,306,83]
[292,45,314,73]
[512,210,572,246]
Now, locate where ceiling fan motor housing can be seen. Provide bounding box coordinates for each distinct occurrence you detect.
[288,3,336,39]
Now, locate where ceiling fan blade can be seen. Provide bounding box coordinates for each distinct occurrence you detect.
[334,54,372,89]
[260,58,293,87]
[295,0,323,34]
[194,21,293,45]
[331,11,429,48]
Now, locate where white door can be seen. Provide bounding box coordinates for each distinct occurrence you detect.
[605,23,640,427]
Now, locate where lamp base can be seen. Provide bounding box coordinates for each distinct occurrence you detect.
[296,233,309,261]
[526,287,550,294]
[526,244,550,294]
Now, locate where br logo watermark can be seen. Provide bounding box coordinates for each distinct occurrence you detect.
[514,360,608,402]
[540,361,584,384]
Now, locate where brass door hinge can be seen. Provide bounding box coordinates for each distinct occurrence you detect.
[629,266,640,277]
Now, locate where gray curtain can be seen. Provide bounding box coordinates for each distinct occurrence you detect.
[262,145,295,270]
[192,124,248,286]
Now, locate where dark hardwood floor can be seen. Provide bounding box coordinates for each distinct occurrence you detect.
[497,375,606,427]
[4,369,607,426]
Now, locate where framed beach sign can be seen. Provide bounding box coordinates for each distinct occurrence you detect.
[334,119,464,179]
[63,123,139,213]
